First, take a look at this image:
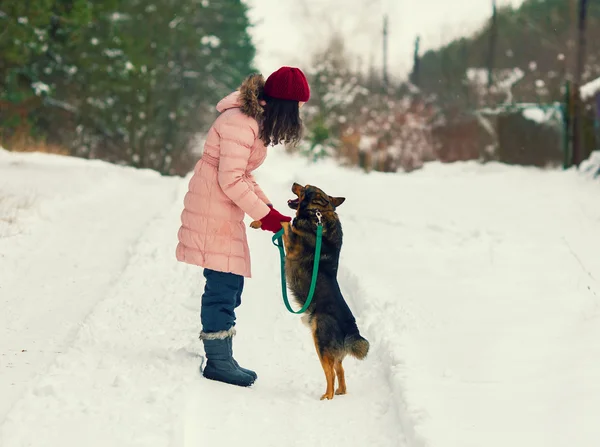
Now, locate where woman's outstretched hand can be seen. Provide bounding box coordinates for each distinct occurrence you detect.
[256,206,291,233]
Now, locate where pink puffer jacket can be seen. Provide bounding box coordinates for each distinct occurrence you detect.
[176,74,271,278]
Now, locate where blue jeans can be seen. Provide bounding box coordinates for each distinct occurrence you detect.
[200,268,244,333]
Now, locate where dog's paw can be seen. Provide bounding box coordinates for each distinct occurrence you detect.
[320,392,334,401]
[249,220,262,229]
[335,388,347,396]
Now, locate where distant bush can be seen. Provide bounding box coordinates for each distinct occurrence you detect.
[297,35,437,173]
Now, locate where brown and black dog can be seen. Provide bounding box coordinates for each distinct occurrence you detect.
[253,182,369,400]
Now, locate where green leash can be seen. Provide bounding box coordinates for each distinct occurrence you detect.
[271,210,323,314]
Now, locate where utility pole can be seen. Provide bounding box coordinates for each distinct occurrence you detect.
[410,36,421,87]
[571,0,589,166]
[383,14,389,91]
[487,0,498,93]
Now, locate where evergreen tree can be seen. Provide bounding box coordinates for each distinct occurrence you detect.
[0,0,257,175]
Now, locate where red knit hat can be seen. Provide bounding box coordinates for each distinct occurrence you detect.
[264,66,310,102]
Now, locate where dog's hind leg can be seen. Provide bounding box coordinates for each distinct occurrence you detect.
[318,353,336,401]
[334,359,347,395]
[311,322,336,400]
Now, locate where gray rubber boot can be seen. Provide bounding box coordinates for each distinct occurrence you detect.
[226,334,258,381]
[200,330,255,387]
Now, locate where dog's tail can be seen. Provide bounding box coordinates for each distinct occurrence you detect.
[345,333,370,360]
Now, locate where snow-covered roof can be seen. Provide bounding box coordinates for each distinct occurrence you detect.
[581,77,600,100]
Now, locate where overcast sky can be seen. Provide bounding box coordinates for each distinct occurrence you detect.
[244,0,525,80]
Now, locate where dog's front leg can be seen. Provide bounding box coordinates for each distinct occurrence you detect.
[281,221,294,253]
[281,221,305,262]
[281,221,290,240]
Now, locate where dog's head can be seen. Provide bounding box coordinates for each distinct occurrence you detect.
[287,183,345,214]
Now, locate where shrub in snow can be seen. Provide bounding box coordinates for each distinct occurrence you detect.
[298,34,436,173]
[295,114,336,163]
[345,94,436,173]
[296,34,369,161]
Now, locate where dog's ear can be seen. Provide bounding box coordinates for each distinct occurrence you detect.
[330,196,345,208]
[291,182,305,197]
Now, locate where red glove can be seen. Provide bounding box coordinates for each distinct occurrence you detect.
[259,206,291,233]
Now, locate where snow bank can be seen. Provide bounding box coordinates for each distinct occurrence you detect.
[579,150,600,180]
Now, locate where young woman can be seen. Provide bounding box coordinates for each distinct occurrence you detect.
[176,67,310,387]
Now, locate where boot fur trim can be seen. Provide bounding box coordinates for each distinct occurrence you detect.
[199,327,236,340]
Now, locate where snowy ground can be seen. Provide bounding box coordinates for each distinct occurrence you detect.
[1,147,599,447]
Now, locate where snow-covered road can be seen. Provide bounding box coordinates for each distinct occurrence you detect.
[1,147,599,447]
[0,150,404,447]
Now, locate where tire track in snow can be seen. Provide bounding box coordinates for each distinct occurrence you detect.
[338,266,427,447]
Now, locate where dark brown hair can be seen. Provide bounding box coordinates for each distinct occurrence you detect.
[258,94,303,147]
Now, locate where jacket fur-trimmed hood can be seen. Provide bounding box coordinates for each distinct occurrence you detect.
[239,73,265,120]
[216,73,265,121]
